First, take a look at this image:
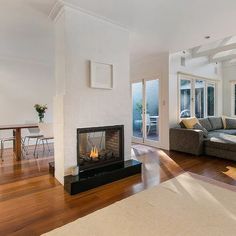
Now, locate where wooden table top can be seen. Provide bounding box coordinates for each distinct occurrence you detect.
[0,124,38,130]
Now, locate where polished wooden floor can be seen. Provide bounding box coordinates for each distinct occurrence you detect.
[1,144,236,235]
[0,144,54,185]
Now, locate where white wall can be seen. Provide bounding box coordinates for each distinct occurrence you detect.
[222,64,236,117]
[0,2,54,143]
[53,11,66,184]
[54,6,131,184]
[169,52,223,127]
[130,53,170,150]
[0,60,54,134]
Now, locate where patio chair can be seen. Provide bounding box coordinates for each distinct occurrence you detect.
[141,114,157,135]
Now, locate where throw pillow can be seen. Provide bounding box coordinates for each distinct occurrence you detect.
[225,118,236,129]
[181,117,199,129]
[193,123,208,137]
[179,121,186,128]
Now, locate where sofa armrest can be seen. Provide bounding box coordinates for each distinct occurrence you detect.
[169,128,204,155]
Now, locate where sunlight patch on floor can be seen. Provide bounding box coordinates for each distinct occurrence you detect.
[157,150,183,173]
[168,173,236,221]
[222,166,236,180]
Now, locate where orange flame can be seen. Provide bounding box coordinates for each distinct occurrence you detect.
[90,146,99,159]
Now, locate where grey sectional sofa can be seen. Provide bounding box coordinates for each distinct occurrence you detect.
[170,117,236,161]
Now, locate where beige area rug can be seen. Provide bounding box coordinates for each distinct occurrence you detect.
[43,173,236,236]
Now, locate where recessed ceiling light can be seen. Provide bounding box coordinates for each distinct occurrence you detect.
[205,36,211,39]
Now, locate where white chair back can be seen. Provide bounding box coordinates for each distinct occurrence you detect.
[25,121,40,134]
[38,123,54,138]
[28,128,40,134]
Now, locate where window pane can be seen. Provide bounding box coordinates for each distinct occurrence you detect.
[132,82,143,139]
[146,79,159,141]
[195,80,205,118]
[207,84,215,116]
[180,80,191,118]
[235,84,236,116]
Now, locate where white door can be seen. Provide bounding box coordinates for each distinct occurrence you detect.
[132,79,160,146]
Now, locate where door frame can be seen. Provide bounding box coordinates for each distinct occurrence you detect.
[131,77,161,147]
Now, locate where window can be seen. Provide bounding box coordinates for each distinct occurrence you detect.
[207,83,215,117]
[195,80,205,118]
[180,79,191,118]
[231,82,236,116]
[235,84,236,116]
[179,75,216,118]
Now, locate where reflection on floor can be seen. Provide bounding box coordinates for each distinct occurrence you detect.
[0,144,54,185]
[132,144,236,186]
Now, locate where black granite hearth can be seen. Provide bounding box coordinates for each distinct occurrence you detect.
[64,159,142,195]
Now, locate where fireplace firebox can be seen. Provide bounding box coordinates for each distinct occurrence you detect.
[77,125,124,171]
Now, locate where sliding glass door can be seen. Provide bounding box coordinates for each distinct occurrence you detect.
[132,79,160,145]
[179,76,216,118]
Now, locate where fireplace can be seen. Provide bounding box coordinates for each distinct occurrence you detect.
[77,125,124,171]
[65,125,141,195]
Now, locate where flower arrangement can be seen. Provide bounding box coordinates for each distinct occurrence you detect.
[34,104,47,123]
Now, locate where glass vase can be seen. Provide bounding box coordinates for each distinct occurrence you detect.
[38,113,44,123]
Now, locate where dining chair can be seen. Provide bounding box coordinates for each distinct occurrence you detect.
[0,136,15,161]
[0,134,28,161]
[22,125,43,155]
[34,123,54,157]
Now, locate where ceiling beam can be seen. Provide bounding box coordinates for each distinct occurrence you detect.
[223,58,236,67]
[191,42,236,58]
[191,36,232,56]
[209,53,236,63]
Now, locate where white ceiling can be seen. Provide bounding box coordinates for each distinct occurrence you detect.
[63,0,236,60]
[1,0,236,62]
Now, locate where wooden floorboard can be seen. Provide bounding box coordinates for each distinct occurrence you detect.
[0,145,54,185]
[1,144,236,235]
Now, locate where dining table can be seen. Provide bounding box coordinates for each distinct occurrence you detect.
[0,123,38,161]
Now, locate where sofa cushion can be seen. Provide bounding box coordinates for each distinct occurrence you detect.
[181,117,199,129]
[222,116,227,129]
[222,116,236,129]
[208,117,223,130]
[198,118,213,131]
[205,133,236,152]
[213,129,236,135]
[193,123,208,137]
[207,131,221,138]
[225,118,236,129]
